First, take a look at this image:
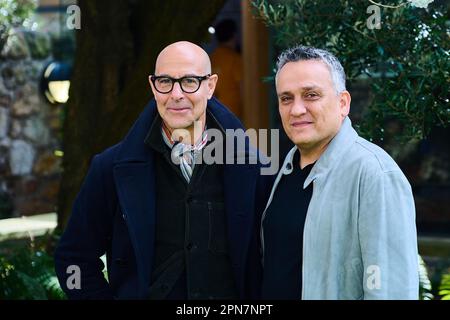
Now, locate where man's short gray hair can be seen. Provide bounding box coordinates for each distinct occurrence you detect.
[276,45,346,93]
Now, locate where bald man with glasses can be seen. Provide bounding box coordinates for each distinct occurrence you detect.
[55,41,273,300]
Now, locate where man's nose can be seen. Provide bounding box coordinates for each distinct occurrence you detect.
[170,82,184,100]
[290,98,307,116]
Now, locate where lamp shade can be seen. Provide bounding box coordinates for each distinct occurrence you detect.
[41,62,72,104]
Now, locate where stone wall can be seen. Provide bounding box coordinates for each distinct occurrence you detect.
[0,28,62,218]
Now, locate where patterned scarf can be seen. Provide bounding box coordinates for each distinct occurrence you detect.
[161,122,208,182]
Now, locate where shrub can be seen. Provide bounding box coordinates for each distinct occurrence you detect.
[253,0,449,142]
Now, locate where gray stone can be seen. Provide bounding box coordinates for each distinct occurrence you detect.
[0,95,12,108]
[0,61,36,90]
[11,99,38,117]
[0,107,9,138]
[27,89,42,106]
[11,83,41,116]
[10,119,22,138]
[23,116,50,145]
[0,79,12,108]
[0,30,30,59]
[12,63,27,86]
[0,64,15,90]
[0,78,8,96]
[0,137,11,148]
[9,139,35,175]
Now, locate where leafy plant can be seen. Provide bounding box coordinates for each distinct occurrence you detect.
[252,0,449,142]
[0,0,37,51]
[438,272,450,300]
[418,255,434,300]
[0,236,65,300]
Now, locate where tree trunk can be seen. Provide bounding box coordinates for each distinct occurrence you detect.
[57,0,225,228]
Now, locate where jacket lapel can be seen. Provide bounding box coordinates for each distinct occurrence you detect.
[223,162,258,296]
[208,97,261,297]
[112,101,158,298]
[113,161,156,298]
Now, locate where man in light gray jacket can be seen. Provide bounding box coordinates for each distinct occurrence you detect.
[261,45,418,300]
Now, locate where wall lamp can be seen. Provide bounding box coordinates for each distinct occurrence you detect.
[41,61,72,104]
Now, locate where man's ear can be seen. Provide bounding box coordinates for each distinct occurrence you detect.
[207,74,218,99]
[339,90,351,118]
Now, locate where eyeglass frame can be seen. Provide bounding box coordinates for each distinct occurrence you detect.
[150,74,212,94]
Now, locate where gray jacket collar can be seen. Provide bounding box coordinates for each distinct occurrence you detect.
[280,117,359,189]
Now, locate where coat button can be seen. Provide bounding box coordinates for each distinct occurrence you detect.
[286,163,292,170]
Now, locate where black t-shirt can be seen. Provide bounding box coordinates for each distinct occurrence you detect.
[261,150,314,300]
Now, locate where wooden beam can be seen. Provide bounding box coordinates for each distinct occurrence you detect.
[241,0,269,131]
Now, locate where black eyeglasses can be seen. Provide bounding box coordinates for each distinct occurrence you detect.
[150,74,211,94]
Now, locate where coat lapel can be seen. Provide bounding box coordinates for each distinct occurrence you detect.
[208,97,262,297]
[223,162,259,295]
[113,161,156,298]
[112,100,158,298]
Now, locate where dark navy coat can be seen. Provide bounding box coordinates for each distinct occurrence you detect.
[54,98,273,299]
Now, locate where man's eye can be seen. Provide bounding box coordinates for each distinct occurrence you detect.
[157,78,172,84]
[183,78,198,84]
[305,92,319,99]
[280,96,292,103]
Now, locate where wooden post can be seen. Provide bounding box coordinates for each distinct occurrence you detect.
[241,0,269,132]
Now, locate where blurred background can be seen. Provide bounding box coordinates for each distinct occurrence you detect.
[0,0,449,299]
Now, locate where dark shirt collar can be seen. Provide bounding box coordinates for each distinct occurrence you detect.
[292,149,315,173]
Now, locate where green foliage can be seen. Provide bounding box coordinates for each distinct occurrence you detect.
[0,0,37,50]
[438,272,450,300]
[0,237,65,300]
[418,255,434,300]
[253,0,449,142]
[0,0,36,26]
